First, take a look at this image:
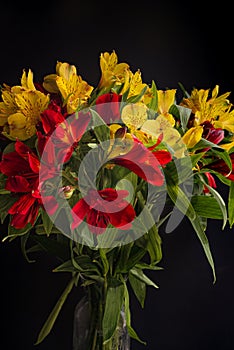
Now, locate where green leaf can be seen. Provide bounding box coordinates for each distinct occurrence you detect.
[4,222,33,241]
[228,181,234,228]
[40,209,54,235]
[175,104,191,131]
[20,233,35,263]
[90,108,110,143]
[190,214,216,283]
[0,194,17,224]
[114,244,146,274]
[191,195,224,220]
[99,248,109,275]
[126,85,148,104]
[129,272,146,308]
[102,281,125,343]
[32,234,70,261]
[54,255,101,274]
[166,183,196,221]
[130,267,159,289]
[192,138,226,152]
[121,277,146,345]
[35,276,76,345]
[198,174,227,229]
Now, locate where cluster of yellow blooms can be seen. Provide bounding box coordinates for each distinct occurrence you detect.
[1,51,234,154]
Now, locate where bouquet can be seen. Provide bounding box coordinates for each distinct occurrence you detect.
[0,50,234,349]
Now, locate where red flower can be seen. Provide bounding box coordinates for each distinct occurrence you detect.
[113,137,172,186]
[38,105,91,164]
[95,93,122,124]
[205,153,234,181]
[71,188,136,234]
[0,140,57,229]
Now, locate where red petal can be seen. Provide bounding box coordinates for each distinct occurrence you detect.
[108,202,136,229]
[5,176,31,192]
[8,194,35,215]
[71,198,89,229]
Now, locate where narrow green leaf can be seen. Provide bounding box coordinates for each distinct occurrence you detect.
[99,248,109,275]
[190,215,216,283]
[102,282,125,342]
[228,181,234,228]
[126,85,148,103]
[0,194,17,224]
[191,195,224,220]
[130,267,159,289]
[121,277,146,345]
[20,233,35,263]
[35,276,76,345]
[166,183,196,221]
[198,175,227,229]
[40,209,54,235]
[175,104,191,131]
[129,272,146,308]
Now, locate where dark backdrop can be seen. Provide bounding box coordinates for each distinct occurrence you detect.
[1,1,234,349]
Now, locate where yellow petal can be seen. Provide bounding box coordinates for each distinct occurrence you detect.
[182,126,203,148]
[121,103,148,129]
[21,69,35,90]
[213,111,234,133]
[220,141,234,152]
[157,89,176,115]
[7,112,28,140]
[43,73,59,93]
[57,62,77,80]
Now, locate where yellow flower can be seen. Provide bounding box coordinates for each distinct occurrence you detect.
[121,70,148,100]
[98,51,130,89]
[121,103,148,130]
[43,61,93,114]
[0,70,50,140]
[157,89,177,126]
[213,109,234,133]
[141,115,186,158]
[43,61,77,93]
[0,85,18,126]
[56,73,93,114]
[181,126,203,148]
[180,85,231,126]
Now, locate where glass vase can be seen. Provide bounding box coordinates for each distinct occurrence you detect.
[73,291,130,350]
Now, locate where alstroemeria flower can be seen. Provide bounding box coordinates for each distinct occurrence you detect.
[0,69,50,140]
[141,115,186,158]
[71,188,136,234]
[0,140,57,228]
[95,92,122,124]
[120,69,149,102]
[180,85,233,131]
[38,104,91,164]
[98,51,130,89]
[112,136,172,186]
[43,61,94,114]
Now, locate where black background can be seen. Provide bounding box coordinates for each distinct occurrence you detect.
[1,1,234,349]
